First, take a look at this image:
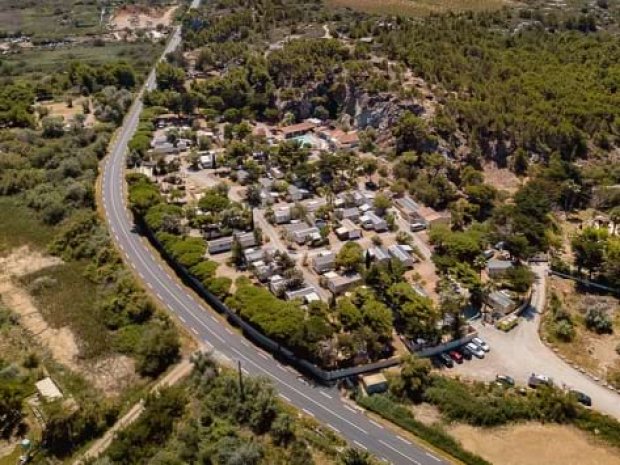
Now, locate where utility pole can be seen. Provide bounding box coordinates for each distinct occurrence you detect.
[237,360,245,402]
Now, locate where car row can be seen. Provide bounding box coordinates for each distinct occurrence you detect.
[433,337,490,368]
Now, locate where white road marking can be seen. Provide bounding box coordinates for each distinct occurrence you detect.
[327,424,340,433]
[210,315,218,322]
[397,436,412,445]
[190,327,198,335]
[320,391,333,399]
[344,405,357,414]
[302,408,315,418]
[354,441,367,450]
[278,393,291,402]
[425,452,441,462]
[379,440,420,464]
[225,328,233,335]
[369,419,384,429]
[257,352,269,360]
[178,316,186,323]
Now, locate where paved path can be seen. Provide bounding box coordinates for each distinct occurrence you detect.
[453,265,620,419]
[98,4,448,464]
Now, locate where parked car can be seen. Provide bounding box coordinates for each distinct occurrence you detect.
[456,347,472,360]
[471,337,490,352]
[570,390,592,407]
[449,350,464,364]
[410,222,427,232]
[465,342,485,359]
[495,374,515,387]
[528,373,553,388]
[439,352,454,368]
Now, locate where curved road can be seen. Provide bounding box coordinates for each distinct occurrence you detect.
[100,10,447,465]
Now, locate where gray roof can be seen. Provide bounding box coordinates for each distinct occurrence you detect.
[487,259,514,270]
[388,244,411,262]
[369,246,390,261]
[313,252,335,266]
[488,290,516,308]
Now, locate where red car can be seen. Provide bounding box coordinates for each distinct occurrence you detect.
[449,350,464,364]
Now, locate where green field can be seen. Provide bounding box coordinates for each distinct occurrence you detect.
[0,41,163,81]
[326,0,510,16]
[0,0,104,39]
[0,198,57,254]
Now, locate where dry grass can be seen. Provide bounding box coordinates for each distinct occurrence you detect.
[449,422,620,465]
[326,0,511,16]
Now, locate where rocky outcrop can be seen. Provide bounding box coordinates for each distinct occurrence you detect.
[349,92,426,131]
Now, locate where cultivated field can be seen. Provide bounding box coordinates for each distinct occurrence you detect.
[326,0,510,16]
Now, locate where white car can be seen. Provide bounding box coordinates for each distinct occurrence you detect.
[472,337,490,352]
[465,342,485,359]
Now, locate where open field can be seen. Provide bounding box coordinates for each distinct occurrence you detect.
[0,0,102,38]
[326,0,511,16]
[0,199,57,254]
[1,41,163,78]
[449,422,620,465]
[542,275,620,384]
[110,4,178,30]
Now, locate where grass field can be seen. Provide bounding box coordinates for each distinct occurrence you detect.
[326,0,510,16]
[0,0,103,38]
[0,198,57,254]
[1,41,163,80]
[19,261,108,358]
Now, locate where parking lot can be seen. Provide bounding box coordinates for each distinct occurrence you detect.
[445,266,620,420]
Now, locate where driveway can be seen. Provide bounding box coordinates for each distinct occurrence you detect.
[453,265,620,420]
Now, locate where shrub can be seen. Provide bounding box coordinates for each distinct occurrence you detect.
[584,308,613,334]
[554,320,575,342]
[357,395,490,465]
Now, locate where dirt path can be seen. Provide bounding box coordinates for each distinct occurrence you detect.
[74,357,193,464]
[0,247,79,369]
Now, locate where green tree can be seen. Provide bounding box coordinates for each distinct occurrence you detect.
[572,227,608,278]
[390,355,432,402]
[136,324,181,377]
[336,241,364,272]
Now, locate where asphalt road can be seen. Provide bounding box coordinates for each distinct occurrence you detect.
[100,7,448,465]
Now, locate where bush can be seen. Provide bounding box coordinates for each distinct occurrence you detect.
[584,308,613,334]
[554,320,575,342]
[136,324,180,377]
[357,395,490,465]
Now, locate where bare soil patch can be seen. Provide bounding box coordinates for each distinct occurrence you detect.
[0,247,78,369]
[0,247,139,396]
[449,422,620,465]
[483,162,522,194]
[544,275,620,380]
[38,98,95,127]
[110,5,177,30]
[408,402,442,426]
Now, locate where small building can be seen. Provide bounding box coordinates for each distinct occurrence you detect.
[279,121,317,139]
[35,377,63,401]
[325,271,363,295]
[285,223,321,245]
[235,231,258,249]
[312,251,336,274]
[486,290,518,315]
[336,207,360,222]
[360,212,388,232]
[360,373,388,395]
[274,206,292,224]
[335,219,362,241]
[487,259,514,278]
[394,196,421,223]
[269,275,287,295]
[285,286,320,303]
[243,247,270,265]
[388,244,415,268]
[208,236,233,254]
[368,246,390,264]
[199,151,215,169]
[288,185,303,202]
[303,198,327,213]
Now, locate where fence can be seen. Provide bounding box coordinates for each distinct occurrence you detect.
[137,217,402,384]
[549,269,620,296]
